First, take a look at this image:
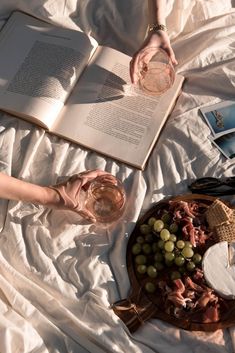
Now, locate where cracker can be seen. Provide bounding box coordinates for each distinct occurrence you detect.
[214,222,235,243]
[206,199,233,229]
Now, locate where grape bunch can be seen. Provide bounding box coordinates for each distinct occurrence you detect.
[131,212,202,294]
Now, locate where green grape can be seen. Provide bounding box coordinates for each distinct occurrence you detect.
[148,217,157,226]
[179,266,186,274]
[152,242,158,253]
[184,241,193,248]
[153,220,164,232]
[161,213,171,224]
[186,261,196,272]
[164,241,174,252]
[169,234,177,242]
[174,255,185,267]
[157,239,165,250]
[182,247,194,258]
[145,233,154,243]
[169,223,179,233]
[142,243,152,255]
[165,252,175,262]
[136,236,145,244]
[163,223,169,230]
[160,229,170,241]
[137,265,147,274]
[132,243,142,255]
[154,252,164,262]
[176,240,185,249]
[147,265,157,278]
[165,259,174,267]
[171,271,181,280]
[135,254,147,265]
[140,224,151,235]
[145,282,156,293]
[192,253,202,264]
[154,262,164,271]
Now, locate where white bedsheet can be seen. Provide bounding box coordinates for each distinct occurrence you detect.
[0,1,235,352]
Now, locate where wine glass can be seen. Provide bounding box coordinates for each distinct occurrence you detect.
[84,174,126,225]
[137,47,175,96]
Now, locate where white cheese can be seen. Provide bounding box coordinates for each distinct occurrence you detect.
[202,241,235,299]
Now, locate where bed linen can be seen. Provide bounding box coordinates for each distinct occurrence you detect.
[0,1,235,352]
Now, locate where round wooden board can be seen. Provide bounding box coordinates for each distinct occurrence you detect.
[113,194,235,332]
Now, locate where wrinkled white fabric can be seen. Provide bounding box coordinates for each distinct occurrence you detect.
[0,1,235,352]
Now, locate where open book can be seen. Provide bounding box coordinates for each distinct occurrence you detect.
[200,100,235,159]
[0,11,184,170]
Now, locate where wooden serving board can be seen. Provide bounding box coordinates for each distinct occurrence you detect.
[112,194,235,333]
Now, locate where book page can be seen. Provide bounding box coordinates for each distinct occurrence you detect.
[0,12,98,129]
[53,46,184,168]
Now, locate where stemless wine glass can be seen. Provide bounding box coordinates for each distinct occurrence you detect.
[84,175,126,225]
[137,47,175,96]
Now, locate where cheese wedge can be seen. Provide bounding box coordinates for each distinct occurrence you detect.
[202,241,235,299]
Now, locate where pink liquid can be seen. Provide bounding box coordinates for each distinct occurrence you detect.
[140,62,175,95]
[85,185,125,224]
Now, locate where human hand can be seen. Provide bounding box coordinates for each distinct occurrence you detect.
[45,169,110,221]
[130,31,178,84]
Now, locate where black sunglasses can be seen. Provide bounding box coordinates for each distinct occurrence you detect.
[189,177,235,196]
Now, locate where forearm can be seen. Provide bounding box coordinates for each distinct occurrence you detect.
[130,0,176,83]
[0,172,59,206]
[148,0,166,25]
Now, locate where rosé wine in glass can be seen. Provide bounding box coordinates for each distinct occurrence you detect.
[84,175,126,224]
[138,48,175,96]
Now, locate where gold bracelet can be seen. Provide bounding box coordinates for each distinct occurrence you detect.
[148,24,167,33]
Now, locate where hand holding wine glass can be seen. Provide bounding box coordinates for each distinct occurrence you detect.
[130,31,177,85]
